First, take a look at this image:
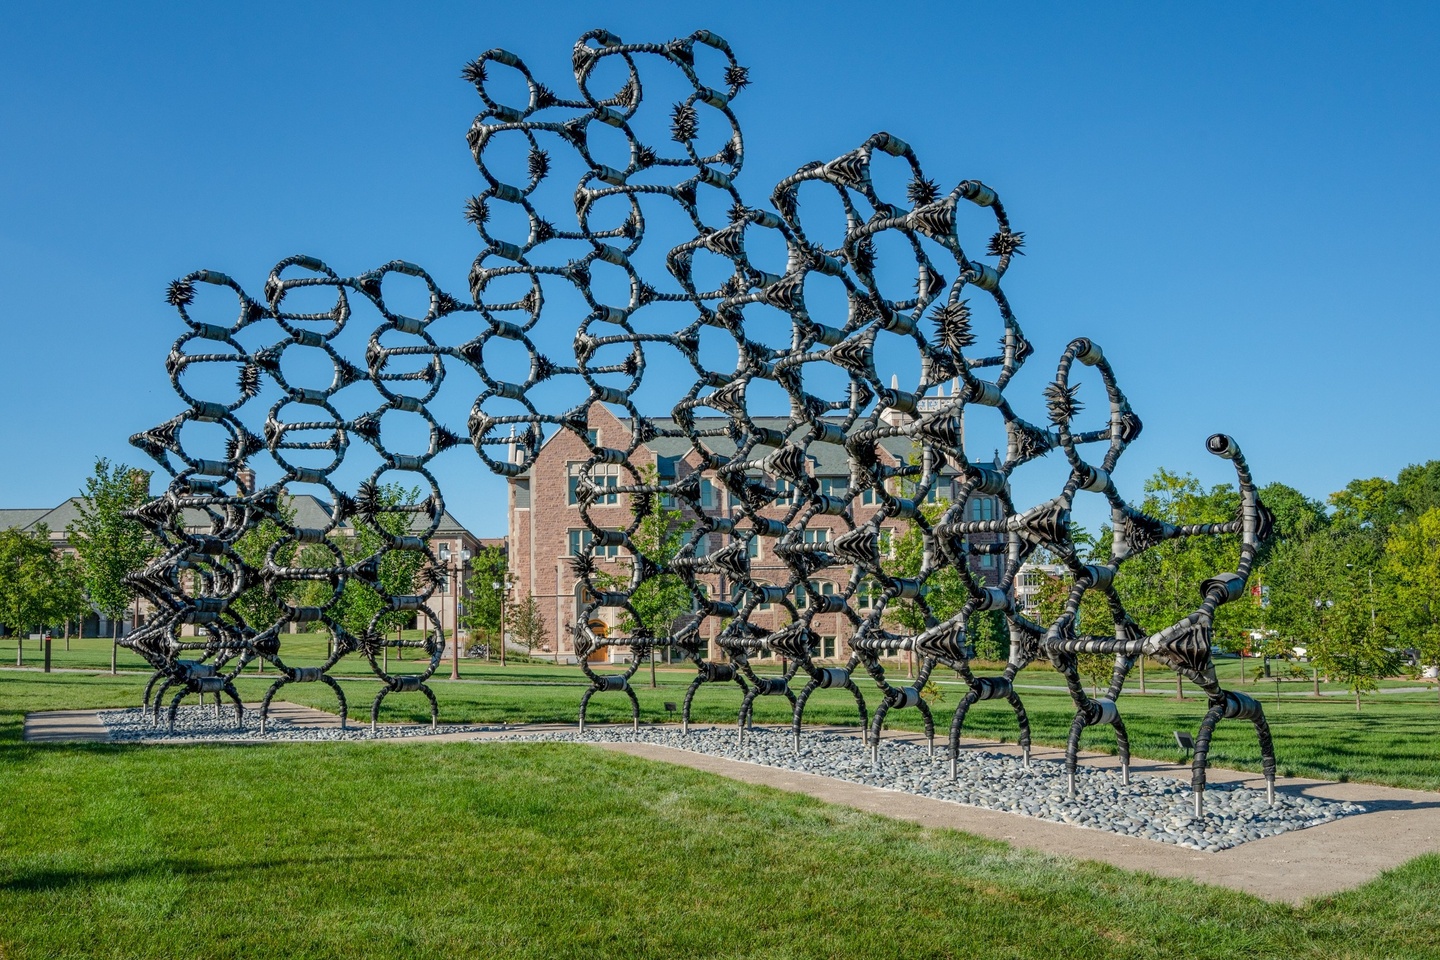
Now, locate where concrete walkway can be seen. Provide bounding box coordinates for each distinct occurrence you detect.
[23,705,1440,904]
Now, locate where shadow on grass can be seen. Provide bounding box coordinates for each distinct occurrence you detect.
[0,852,387,893]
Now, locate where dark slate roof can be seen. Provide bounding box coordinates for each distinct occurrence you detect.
[0,508,52,531]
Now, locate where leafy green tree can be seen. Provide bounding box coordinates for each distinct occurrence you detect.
[505,593,548,657]
[1311,551,1394,711]
[1394,461,1440,525]
[50,554,91,648]
[1385,506,1440,703]
[888,499,967,636]
[230,497,297,633]
[1031,568,1114,694]
[462,544,511,656]
[68,459,155,669]
[329,483,428,641]
[0,526,86,668]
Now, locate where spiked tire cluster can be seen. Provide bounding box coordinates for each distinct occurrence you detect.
[127,30,1276,817]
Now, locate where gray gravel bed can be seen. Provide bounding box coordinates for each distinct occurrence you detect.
[97,709,1363,850]
[496,726,1364,852]
[99,706,501,742]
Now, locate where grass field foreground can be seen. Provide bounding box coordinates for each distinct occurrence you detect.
[4,672,1440,958]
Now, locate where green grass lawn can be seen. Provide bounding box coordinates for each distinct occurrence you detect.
[4,673,1440,959]
[10,641,1440,792]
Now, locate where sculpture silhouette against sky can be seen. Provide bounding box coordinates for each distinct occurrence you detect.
[124,28,1274,814]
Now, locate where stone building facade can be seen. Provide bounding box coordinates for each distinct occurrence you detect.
[506,402,1002,664]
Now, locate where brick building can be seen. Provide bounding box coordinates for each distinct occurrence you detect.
[506,399,1003,664]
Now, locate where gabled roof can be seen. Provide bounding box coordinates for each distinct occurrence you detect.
[6,493,479,544]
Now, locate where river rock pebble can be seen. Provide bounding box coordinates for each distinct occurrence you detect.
[99,705,499,742]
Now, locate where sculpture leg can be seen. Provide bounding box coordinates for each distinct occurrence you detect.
[1191,702,1227,817]
[792,679,819,753]
[948,689,980,782]
[152,679,177,724]
[1007,691,1032,768]
[737,688,760,747]
[167,686,189,733]
[321,674,349,731]
[1112,714,1131,784]
[845,679,869,731]
[222,682,244,728]
[142,670,163,708]
[1253,712,1277,806]
[578,686,597,733]
[420,684,439,730]
[917,699,935,755]
[868,699,892,767]
[370,686,391,736]
[624,685,640,731]
[681,676,706,734]
[1065,712,1089,799]
[259,677,288,735]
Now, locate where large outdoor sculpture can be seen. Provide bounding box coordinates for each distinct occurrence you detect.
[124,29,1275,814]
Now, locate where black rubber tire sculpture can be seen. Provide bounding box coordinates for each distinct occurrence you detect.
[121,29,1275,815]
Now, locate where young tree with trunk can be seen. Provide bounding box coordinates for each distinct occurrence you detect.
[505,594,548,657]
[68,459,155,671]
[462,544,511,657]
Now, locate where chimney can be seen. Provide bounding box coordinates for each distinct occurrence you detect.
[237,466,256,496]
[880,374,913,428]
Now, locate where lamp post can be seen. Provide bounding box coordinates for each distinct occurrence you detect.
[449,558,461,681]
[494,580,506,667]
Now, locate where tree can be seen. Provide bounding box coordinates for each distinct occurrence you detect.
[1310,550,1395,711]
[1031,568,1114,695]
[68,459,155,671]
[50,554,91,647]
[1386,506,1440,703]
[888,499,967,635]
[230,497,297,634]
[462,544,511,655]
[1114,470,1253,683]
[0,526,86,668]
[505,593,548,657]
[329,483,428,641]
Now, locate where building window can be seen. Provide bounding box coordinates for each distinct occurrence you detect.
[816,635,836,659]
[745,536,759,559]
[586,429,599,446]
[796,580,834,609]
[774,478,795,506]
[860,485,880,506]
[878,528,895,558]
[801,528,830,546]
[568,462,620,506]
[699,477,717,510]
[979,553,997,569]
[969,495,996,522]
[818,476,847,498]
[567,528,618,558]
[856,578,880,609]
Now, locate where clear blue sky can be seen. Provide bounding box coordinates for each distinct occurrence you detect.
[2,1,1436,537]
